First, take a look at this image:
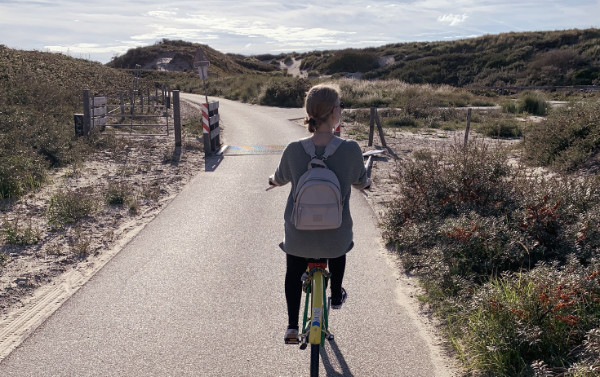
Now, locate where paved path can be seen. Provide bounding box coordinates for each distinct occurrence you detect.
[0,95,456,376]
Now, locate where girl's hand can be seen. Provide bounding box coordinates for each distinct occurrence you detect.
[266,176,278,191]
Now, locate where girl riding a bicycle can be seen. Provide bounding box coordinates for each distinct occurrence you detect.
[269,84,371,343]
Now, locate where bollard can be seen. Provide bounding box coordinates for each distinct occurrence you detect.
[74,114,84,136]
[201,102,211,154]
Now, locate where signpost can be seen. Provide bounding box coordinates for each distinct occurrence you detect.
[193,47,220,154]
[193,48,210,107]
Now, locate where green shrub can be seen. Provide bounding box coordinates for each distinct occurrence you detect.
[476,120,523,138]
[104,181,132,206]
[518,91,549,116]
[384,116,419,128]
[205,74,275,103]
[383,142,600,375]
[458,259,600,376]
[383,143,514,226]
[235,58,279,72]
[523,100,600,171]
[259,78,311,107]
[500,100,518,113]
[69,227,92,256]
[141,182,162,202]
[323,49,379,74]
[47,188,96,229]
[1,218,40,246]
[0,150,47,198]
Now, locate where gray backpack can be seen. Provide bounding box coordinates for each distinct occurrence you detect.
[292,137,344,230]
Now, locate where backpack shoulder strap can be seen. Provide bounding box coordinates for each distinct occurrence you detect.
[300,137,316,159]
[323,136,344,160]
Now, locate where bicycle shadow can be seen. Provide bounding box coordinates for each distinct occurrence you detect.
[321,340,355,376]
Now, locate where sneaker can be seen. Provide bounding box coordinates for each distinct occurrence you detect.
[284,328,299,344]
[331,287,347,309]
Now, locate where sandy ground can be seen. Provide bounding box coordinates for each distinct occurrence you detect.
[0,102,205,318]
[280,58,307,78]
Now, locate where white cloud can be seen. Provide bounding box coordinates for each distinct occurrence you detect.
[0,0,599,63]
[437,13,469,26]
[146,10,178,18]
[44,42,140,61]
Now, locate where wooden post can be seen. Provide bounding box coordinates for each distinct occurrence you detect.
[374,109,387,148]
[155,87,159,111]
[119,91,125,122]
[464,108,472,147]
[173,90,181,147]
[82,90,91,136]
[130,90,134,116]
[368,108,375,147]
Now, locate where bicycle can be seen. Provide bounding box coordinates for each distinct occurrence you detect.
[266,182,336,376]
[298,259,334,377]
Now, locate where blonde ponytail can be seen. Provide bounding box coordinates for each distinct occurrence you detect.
[303,85,340,133]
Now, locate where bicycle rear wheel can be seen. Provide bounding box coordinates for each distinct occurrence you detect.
[310,344,320,377]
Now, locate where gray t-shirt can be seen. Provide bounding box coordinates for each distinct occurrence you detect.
[272,138,369,258]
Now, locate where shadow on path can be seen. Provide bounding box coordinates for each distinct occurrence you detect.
[321,340,355,377]
[205,155,224,172]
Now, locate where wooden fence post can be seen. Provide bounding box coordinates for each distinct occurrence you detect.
[368,107,387,147]
[130,90,135,116]
[368,108,375,146]
[119,91,125,122]
[374,109,387,148]
[173,90,181,148]
[464,108,472,147]
[82,90,91,136]
[155,87,159,111]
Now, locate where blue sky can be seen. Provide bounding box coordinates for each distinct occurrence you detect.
[0,0,598,63]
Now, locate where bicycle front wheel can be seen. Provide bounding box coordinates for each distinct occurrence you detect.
[310,344,320,377]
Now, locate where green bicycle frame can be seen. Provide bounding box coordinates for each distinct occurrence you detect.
[300,264,330,346]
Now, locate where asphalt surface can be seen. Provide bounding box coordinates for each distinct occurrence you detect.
[0,95,455,376]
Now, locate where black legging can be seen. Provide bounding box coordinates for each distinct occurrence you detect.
[285,253,346,330]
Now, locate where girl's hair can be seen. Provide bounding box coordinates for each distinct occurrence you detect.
[303,84,340,133]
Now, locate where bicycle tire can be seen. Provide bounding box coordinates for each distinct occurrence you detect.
[310,344,320,377]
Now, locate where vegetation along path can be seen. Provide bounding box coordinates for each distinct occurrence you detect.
[0,96,459,376]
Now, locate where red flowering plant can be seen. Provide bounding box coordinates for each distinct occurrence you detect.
[458,257,600,375]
